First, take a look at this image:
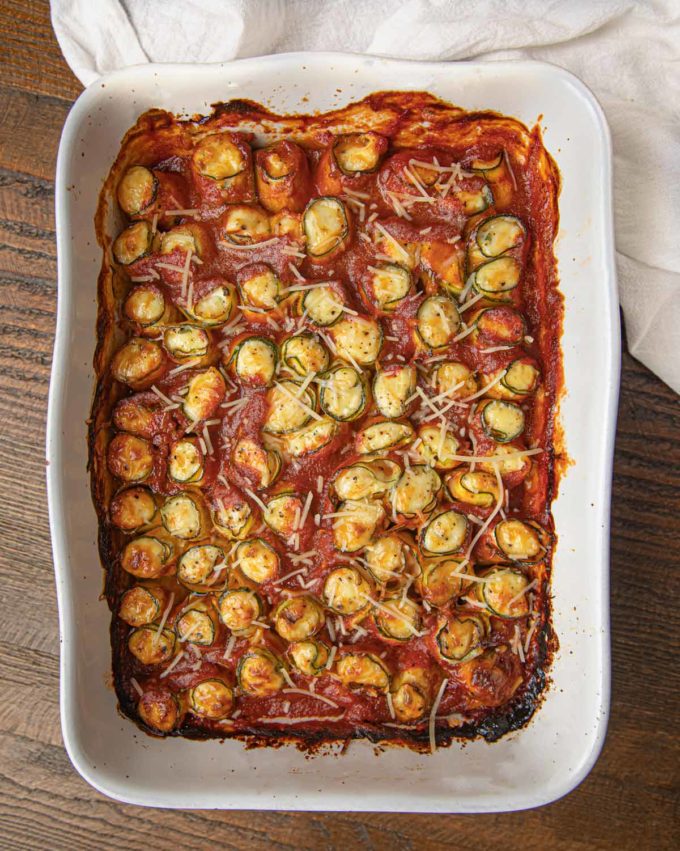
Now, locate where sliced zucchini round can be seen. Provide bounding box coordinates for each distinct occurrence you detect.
[193,133,245,180]
[112,397,156,437]
[414,424,462,471]
[471,153,504,173]
[494,519,547,563]
[333,459,400,501]
[117,165,158,216]
[284,417,338,457]
[391,465,441,516]
[263,380,316,434]
[109,486,157,532]
[221,204,271,245]
[363,534,409,584]
[271,209,303,240]
[160,492,206,540]
[182,367,226,422]
[303,285,345,326]
[273,595,325,641]
[373,365,416,419]
[232,438,281,489]
[113,220,153,265]
[177,545,226,590]
[373,596,421,641]
[176,603,216,646]
[432,361,478,399]
[331,499,385,553]
[333,132,384,174]
[355,420,415,454]
[364,262,412,311]
[163,325,210,360]
[217,588,263,633]
[230,336,277,386]
[330,316,382,366]
[188,679,234,719]
[436,616,486,664]
[264,492,304,538]
[373,227,418,270]
[168,437,203,484]
[455,183,493,215]
[319,364,367,421]
[322,566,372,614]
[121,535,173,579]
[477,215,525,258]
[281,333,330,377]
[335,652,390,692]
[235,538,280,584]
[239,265,280,310]
[479,567,531,618]
[420,509,468,555]
[188,284,236,327]
[472,257,521,299]
[417,558,472,608]
[287,639,329,676]
[212,495,254,541]
[446,469,500,508]
[417,295,461,348]
[107,433,154,482]
[303,196,349,257]
[480,399,525,443]
[138,690,179,733]
[124,284,166,327]
[118,584,165,627]
[237,649,284,697]
[420,240,465,297]
[391,668,429,722]
[472,305,526,345]
[477,444,532,479]
[128,626,176,666]
[110,338,164,389]
[500,359,540,397]
[160,225,202,257]
[258,142,297,180]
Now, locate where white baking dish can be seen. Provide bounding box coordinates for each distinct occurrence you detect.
[48,52,618,812]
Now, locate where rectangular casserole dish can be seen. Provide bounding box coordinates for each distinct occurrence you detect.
[47,52,618,812]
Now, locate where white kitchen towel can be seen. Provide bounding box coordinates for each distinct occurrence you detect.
[51,0,680,393]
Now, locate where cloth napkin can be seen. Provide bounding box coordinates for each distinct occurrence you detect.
[51,0,680,393]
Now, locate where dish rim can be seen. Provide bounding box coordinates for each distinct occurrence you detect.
[47,52,618,812]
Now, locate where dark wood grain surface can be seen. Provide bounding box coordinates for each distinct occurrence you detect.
[0,3,678,848]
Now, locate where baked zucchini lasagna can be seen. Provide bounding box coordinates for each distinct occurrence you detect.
[91,91,562,751]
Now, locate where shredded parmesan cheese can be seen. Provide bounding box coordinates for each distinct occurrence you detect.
[167,358,201,376]
[429,678,448,754]
[325,645,338,670]
[154,593,175,644]
[260,714,345,725]
[508,578,538,607]
[374,222,410,261]
[243,487,268,513]
[282,688,339,708]
[223,634,236,660]
[274,381,323,421]
[159,651,185,679]
[219,237,280,251]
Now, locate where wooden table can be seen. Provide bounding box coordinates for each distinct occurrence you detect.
[1,3,678,848]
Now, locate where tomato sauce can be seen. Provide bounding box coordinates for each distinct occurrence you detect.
[93,90,561,749]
